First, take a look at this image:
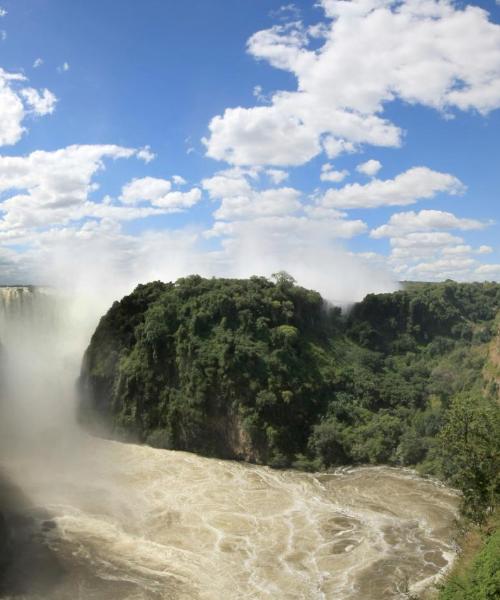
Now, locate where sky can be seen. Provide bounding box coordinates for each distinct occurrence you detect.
[0,0,500,301]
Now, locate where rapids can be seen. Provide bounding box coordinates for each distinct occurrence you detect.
[0,287,459,599]
[0,440,458,600]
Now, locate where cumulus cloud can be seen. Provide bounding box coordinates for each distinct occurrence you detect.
[20,87,57,115]
[214,188,302,220]
[0,7,6,17]
[152,188,202,210]
[119,178,202,211]
[390,231,464,249]
[371,209,488,238]
[201,164,370,291]
[120,177,172,204]
[406,256,478,278]
[266,168,289,184]
[319,167,464,210]
[323,137,356,159]
[33,58,44,69]
[0,67,57,146]
[0,145,177,233]
[356,159,382,177]
[476,264,500,276]
[202,168,255,200]
[203,167,300,220]
[136,146,155,163]
[204,0,500,167]
[320,163,349,183]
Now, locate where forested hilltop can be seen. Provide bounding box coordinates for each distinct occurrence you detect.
[79,275,500,523]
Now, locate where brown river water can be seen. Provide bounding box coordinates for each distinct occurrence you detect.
[0,437,458,600]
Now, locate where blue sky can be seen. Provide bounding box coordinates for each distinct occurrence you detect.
[0,0,500,299]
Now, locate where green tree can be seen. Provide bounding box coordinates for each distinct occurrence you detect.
[439,393,500,523]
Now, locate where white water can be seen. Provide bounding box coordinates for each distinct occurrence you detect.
[0,287,459,600]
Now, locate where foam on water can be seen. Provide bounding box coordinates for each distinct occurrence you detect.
[1,438,458,600]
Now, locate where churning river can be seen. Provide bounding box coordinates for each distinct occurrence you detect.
[0,287,459,600]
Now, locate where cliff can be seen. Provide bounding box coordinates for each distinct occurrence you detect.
[79,276,500,483]
[79,275,340,466]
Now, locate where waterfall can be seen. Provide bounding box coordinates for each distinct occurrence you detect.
[0,286,78,451]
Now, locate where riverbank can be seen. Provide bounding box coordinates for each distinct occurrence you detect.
[436,511,499,599]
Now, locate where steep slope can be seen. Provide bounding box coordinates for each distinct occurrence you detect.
[79,275,341,466]
[79,277,500,482]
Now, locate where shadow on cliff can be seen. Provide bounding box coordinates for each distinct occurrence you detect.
[0,471,65,598]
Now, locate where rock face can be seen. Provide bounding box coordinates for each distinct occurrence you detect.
[0,474,64,597]
[79,275,340,466]
[0,510,11,575]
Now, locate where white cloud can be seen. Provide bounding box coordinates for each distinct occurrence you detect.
[390,231,464,249]
[136,146,155,163]
[203,168,300,220]
[0,70,26,145]
[0,7,6,17]
[33,58,44,69]
[266,168,289,184]
[120,176,201,210]
[152,188,202,210]
[322,137,356,159]
[253,85,270,103]
[476,264,500,276]
[120,177,172,204]
[269,4,301,21]
[172,175,187,185]
[1,30,6,42]
[320,167,464,210]
[214,187,301,220]
[204,0,500,167]
[406,256,478,278]
[204,105,322,166]
[58,62,70,73]
[371,209,488,238]
[202,167,259,200]
[0,145,164,232]
[20,88,57,115]
[441,244,474,256]
[440,244,491,256]
[356,159,382,177]
[0,67,57,146]
[203,165,367,248]
[320,163,349,183]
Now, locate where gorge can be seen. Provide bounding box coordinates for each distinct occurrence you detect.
[0,280,498,599]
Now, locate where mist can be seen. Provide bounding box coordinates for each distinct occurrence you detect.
[0,227,406,599]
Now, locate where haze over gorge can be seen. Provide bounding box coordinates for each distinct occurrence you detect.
[3,277,499,600]
[1,0,500,598]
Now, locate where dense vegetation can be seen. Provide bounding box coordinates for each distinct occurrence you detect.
[80,276,500,525]
[438,514,500,600]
